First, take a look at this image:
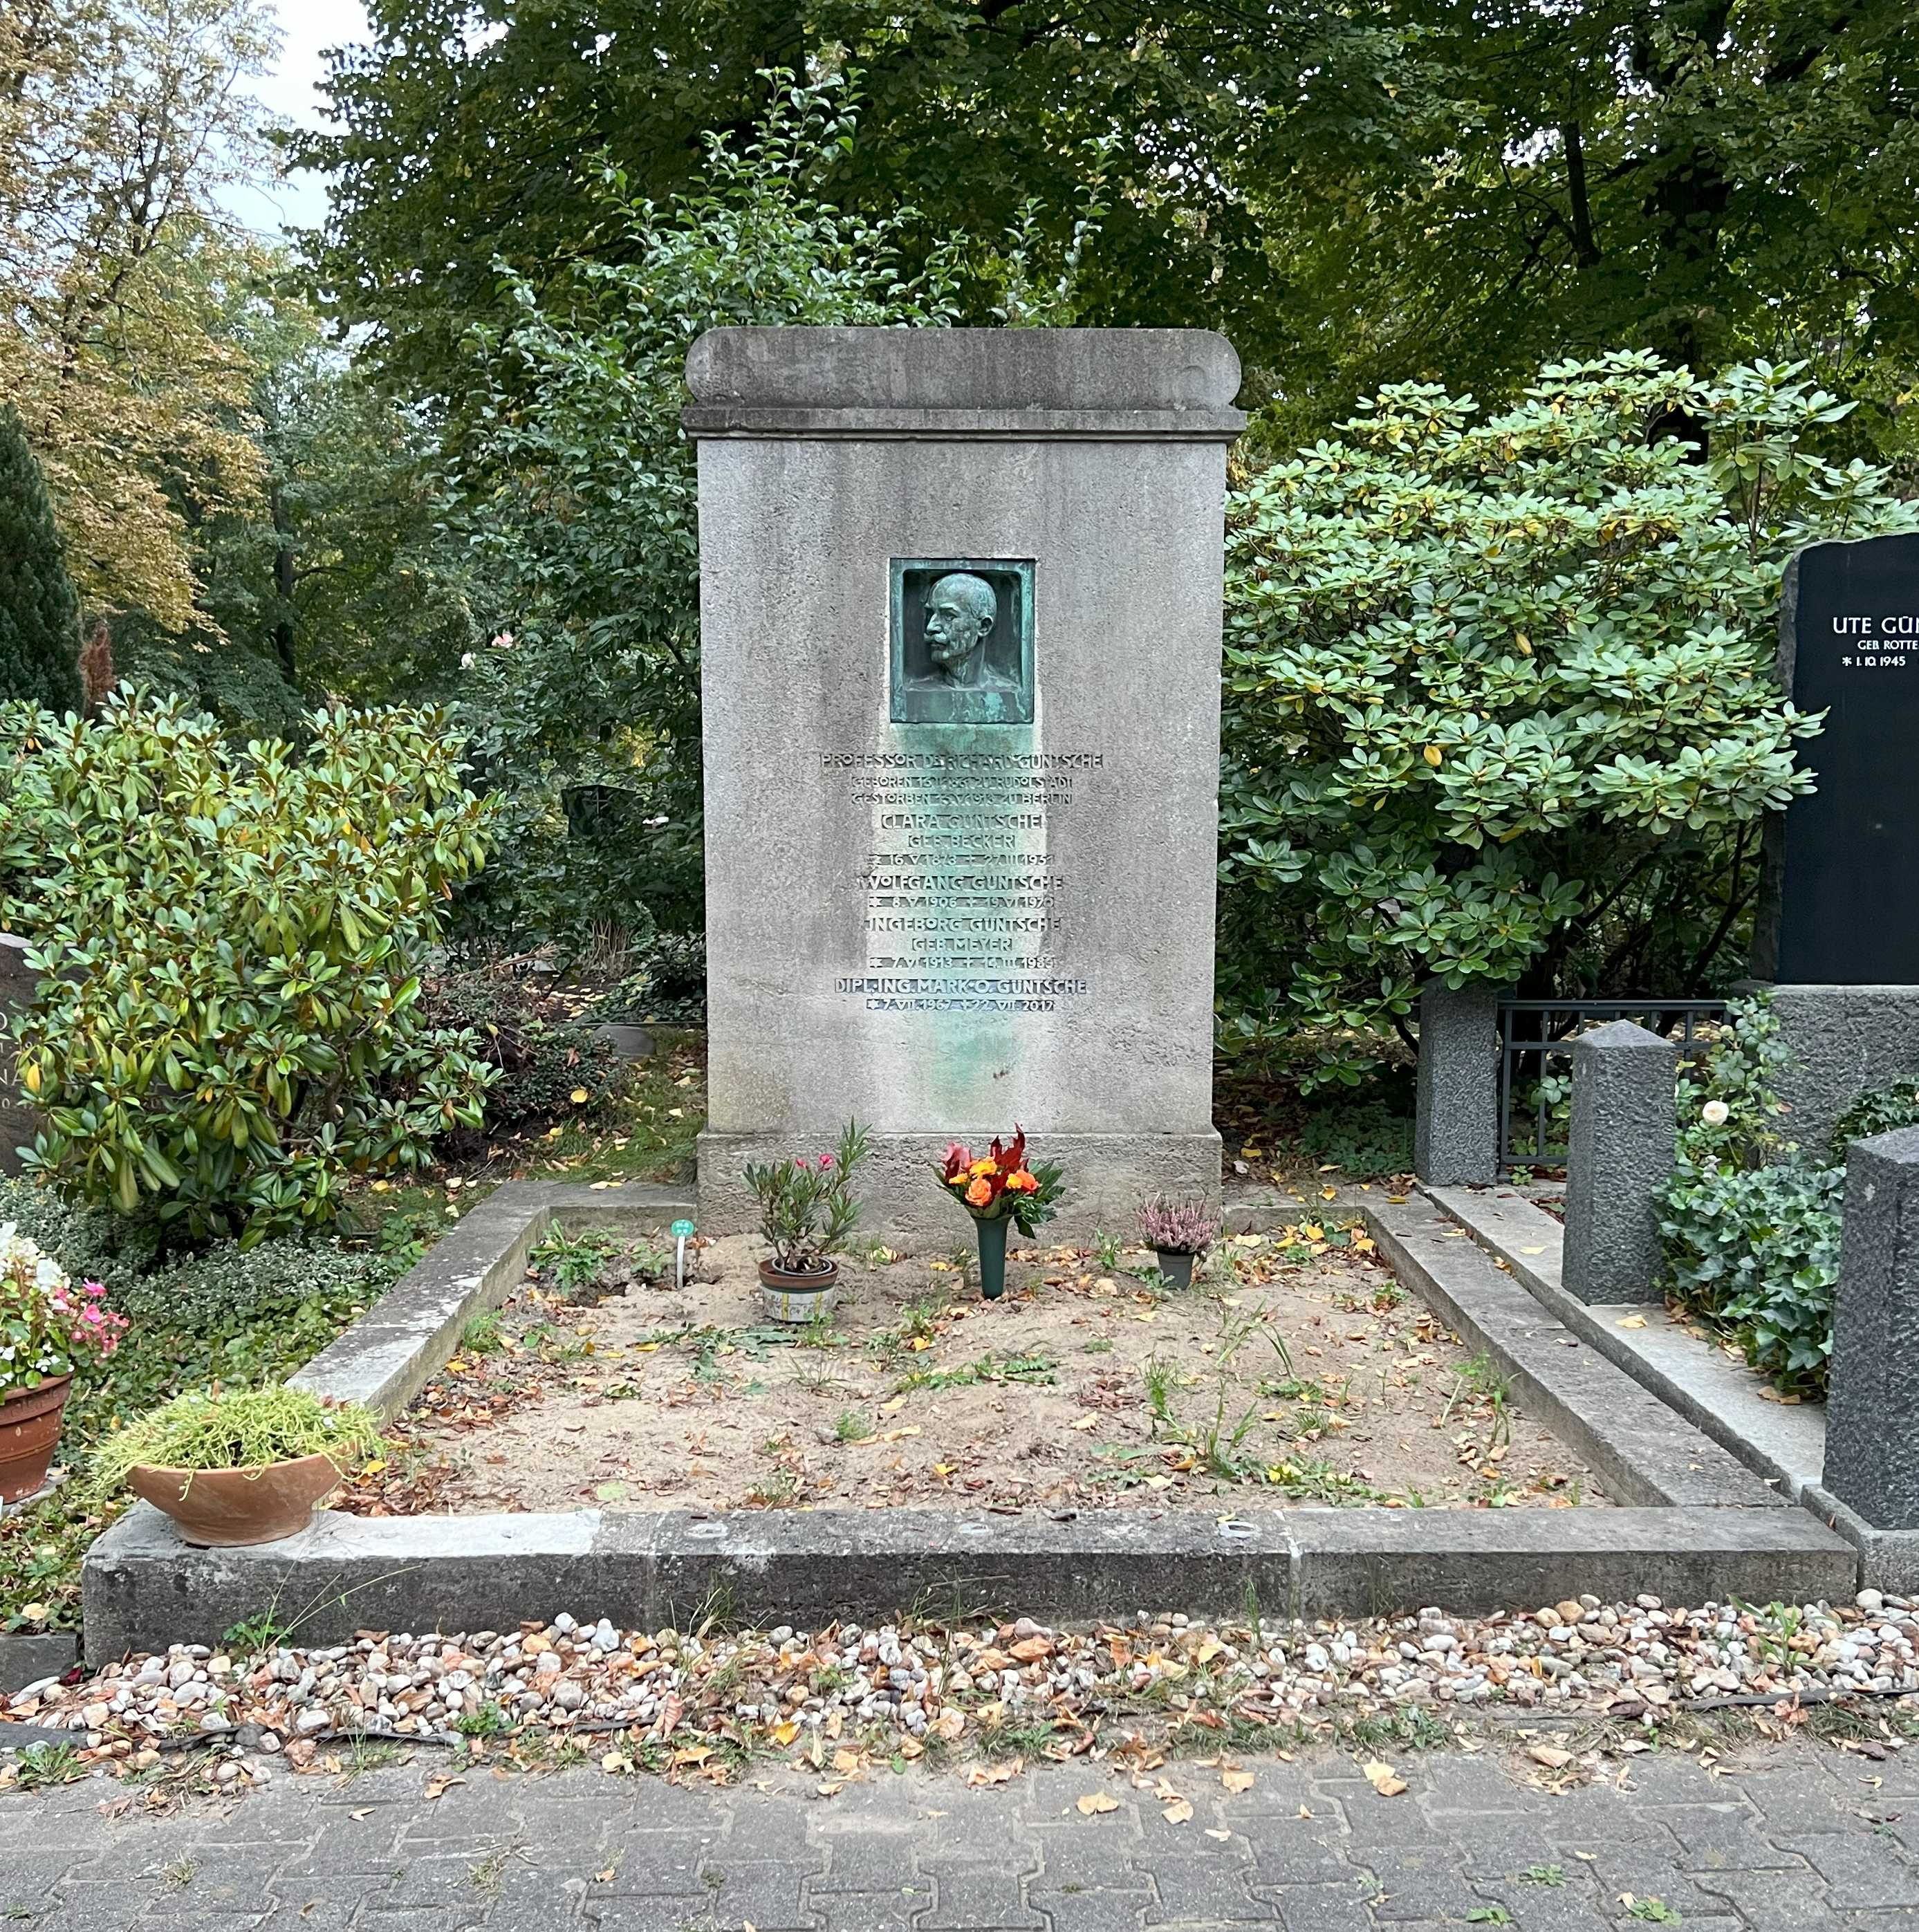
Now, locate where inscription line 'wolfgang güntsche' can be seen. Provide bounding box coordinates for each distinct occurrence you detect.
[687,326,1243,1243]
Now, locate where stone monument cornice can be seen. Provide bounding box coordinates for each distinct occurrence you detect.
[682,324,1246,443]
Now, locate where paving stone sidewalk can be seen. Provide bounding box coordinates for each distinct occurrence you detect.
[3,1740,1918,1931]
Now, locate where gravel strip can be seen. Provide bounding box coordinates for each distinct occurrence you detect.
[4,1588,1914,1792]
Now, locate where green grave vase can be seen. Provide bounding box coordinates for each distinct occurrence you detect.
[975,1214,1010,1300]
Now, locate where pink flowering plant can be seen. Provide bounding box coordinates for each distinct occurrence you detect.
[0,1222,127,1398]
[1139,1197,1222,1257]
[743,1120,871,1274]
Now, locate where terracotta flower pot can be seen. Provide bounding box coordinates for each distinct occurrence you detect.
[127,1451,345,1547]
[0,1375,72,1503]
[757,1257,840,1324]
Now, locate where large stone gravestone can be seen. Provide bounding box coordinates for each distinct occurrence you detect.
[1750,532,1919,1151]
[687,327,1242,1243]
[1756,531,1919,984]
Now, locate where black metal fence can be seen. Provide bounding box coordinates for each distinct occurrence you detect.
[1497,997,1728,1176]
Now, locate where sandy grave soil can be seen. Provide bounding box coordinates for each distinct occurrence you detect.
[339,1219,1611,1518]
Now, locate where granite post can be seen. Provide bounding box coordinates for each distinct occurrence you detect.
[1561,1021,1678,1304]
[687,328,1243,1245]
[1413,982,1505,1186]
[1824,1126,1919,1533]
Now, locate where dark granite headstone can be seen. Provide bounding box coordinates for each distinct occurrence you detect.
[1755,532,1919,983]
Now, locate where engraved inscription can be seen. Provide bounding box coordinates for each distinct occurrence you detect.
[822,750,1096,1012]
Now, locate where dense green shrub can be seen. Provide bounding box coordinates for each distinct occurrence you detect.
[0,407,84,714]
[72,1236,401,1433]
[1659,1160,1839,1394]
[0,693,497,1243]
[420,972,625,1131]
[1219,355,1919,1087]
[598,931,707,1025]
[443,77,967,952]
[1659,996,1836,1392]
[1297,1097,1416,1180]
[1830,1083,1919,1156]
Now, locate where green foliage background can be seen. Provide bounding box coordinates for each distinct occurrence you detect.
[0,407,84,714]
[1218,355,1919,1086]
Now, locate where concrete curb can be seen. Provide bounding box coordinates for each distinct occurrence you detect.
[80,1501,1855,1661]
[1355,1197,1784,1511]
[1420,1184,1827,1507]
[288,1182,696,1416]
[79,1177,1857,1660]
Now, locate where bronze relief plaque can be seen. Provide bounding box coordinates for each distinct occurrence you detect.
[889,558,1035,725]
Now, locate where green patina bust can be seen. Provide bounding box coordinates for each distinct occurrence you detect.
[890,558,1035,725]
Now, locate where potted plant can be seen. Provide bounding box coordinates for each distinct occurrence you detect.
[89,1384,384,1546]
[744,1119,871,1322]
[0,1223,127,1501]
[1138,1196,1223,1290]
[936,1130,1065,1299]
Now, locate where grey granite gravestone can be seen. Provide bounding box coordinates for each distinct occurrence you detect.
[686,327,1243,1243]
[1561,1021,1677,1304]
[1823,1125,1919,1536]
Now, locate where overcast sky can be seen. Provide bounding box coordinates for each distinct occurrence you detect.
[223,0,371,239]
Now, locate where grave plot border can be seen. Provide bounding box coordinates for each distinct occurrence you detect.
[80,1182,1855,1662]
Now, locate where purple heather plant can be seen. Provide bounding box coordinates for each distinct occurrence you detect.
[1138,1196,1221,1256]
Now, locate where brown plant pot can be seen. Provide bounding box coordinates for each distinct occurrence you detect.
[0,1375,72,1503]
[757,1257,840,1324]
[127,1451,344,1548]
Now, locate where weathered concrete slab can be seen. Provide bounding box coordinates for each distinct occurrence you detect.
[1427,1183,1828,1505]
[0,1631,75,1696]
[1292,1506,1853,1620]
[689,325,1236,1243]
[1360,1196,1784,1510]
[82,1498,1855,1664]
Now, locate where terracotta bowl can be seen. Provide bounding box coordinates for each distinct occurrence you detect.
[0,1375,73,1503]
[127,1451,344,1547]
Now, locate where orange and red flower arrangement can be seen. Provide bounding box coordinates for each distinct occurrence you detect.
[936,1128,1064,1234]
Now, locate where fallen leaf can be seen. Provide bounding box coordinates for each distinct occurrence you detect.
[1528,1745,1575,1770]
[1615,1315,1648,1330]
[967,1758,1023,1788]
[593,1868,615,1884]
[1362,1760,1407,1797]
[1070,1415,1099,1431]
[1076,1792,1120,1816]
[423,1775,466,1801]
[934,1709,966,1742]
[1205,1828,1233,1842]
[1222,1770,1256,1794]
[832,1749,860,1774]
[772,1719,800,1747]
[1162,1799,1196,1824]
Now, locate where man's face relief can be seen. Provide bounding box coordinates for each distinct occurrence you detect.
[924,579,994,671]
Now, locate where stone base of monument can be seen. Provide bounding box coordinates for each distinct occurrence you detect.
[698,1129,1224,1247]
[76,1176,1860,1658]
[1734,981,1919,1157]
[1802,1485,1919,1596]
